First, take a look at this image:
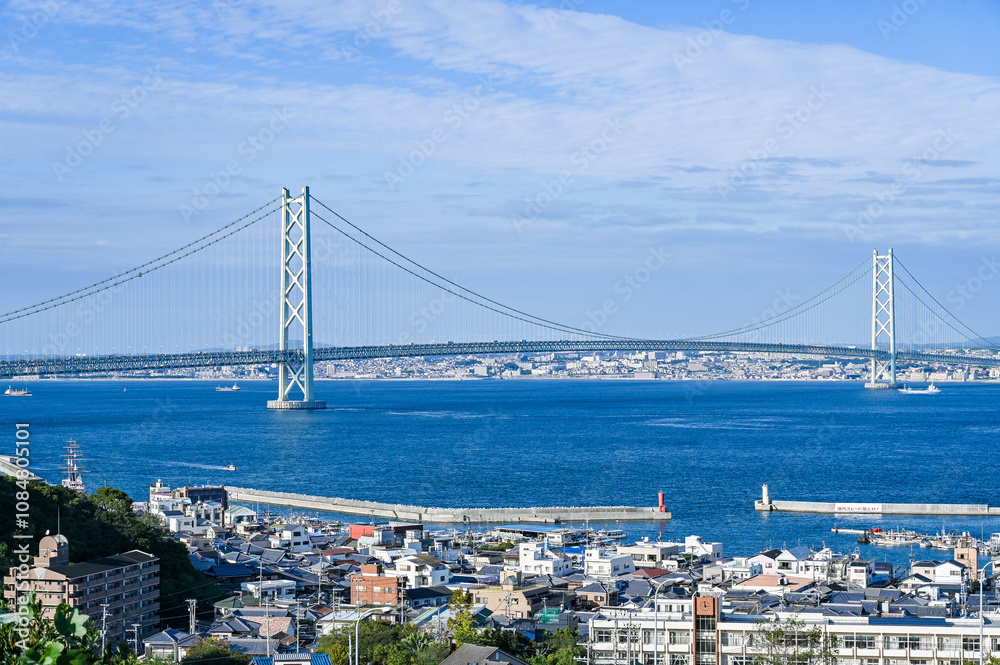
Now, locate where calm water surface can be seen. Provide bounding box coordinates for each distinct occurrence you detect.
[4,379,999,569]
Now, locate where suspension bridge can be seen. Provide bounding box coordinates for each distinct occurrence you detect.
[2,187,997,409]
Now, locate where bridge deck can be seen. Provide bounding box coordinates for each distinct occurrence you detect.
[1,340,997,377]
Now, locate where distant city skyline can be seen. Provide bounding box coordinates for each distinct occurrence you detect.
[1,0,998,337]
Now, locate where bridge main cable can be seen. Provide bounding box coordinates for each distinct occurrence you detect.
[0,197,282,325]
[310,195,635,342]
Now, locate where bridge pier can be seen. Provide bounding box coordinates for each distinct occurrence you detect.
[268,187,326,411]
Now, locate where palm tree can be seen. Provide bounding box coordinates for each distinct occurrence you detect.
[400,631,433,655]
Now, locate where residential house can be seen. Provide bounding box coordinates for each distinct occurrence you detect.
[390,553,451,588]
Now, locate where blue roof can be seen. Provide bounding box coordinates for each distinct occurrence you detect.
[869,616,948,626]
[251,656,333,665]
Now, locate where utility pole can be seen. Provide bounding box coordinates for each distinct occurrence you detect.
[265,597,272,656]
[186,598,197,635]
[99,604,109,657]
[294,600,301,653]
[130,623,141,655]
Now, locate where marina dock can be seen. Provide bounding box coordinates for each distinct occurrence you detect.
[756,485,1000,516]
[228,487,670,524]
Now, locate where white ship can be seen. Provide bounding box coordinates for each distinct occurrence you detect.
[898,383,940,394]
[5,386,31,396]
[216,383,241,392]
[60,439,86,492]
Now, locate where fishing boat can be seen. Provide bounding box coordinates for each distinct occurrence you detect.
[898,383,940,394]
[868,527,924,546]
[224,463,237,471]
[4,386,31,396]
[216,383,241,392]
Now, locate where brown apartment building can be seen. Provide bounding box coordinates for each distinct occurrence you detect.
[350,563,405,607]
[3,534,160,642]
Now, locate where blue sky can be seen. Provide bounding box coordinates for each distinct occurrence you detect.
[2,0,999,338]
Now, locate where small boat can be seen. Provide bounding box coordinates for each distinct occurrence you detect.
[216,383,241,392]
[898,383,940,394]
[5,386,31,396]
[224,463,237,471]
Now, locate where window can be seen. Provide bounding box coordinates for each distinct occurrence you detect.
[937,638,960,651]
[670,657,689,665]
[728,657,753,665]
[696,616,717,631]
[721,633,744,647]
[595,629,612,643]
[671,631,691,645]
[696,633,716,654]
[844,635,877,650]
[962,637,980,653]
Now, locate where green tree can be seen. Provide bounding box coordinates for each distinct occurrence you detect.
[93,487,134,515]
[752,616,838,665]
[316,619,410,665]
[0,596,103,664]
[447,589,481,646]
[527,628,581,665]
[0,478,226,628]
[180,637,250,665]
[401,631,432,654]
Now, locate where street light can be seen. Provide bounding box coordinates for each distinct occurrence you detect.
[355,606,382,665]
[980,561,997,665]
[651,578,671,665]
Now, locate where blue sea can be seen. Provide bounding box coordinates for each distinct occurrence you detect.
[4,379,1000,570]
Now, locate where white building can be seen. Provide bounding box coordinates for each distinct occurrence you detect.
[584,548,636,579]
[389,553,451,588]
[618,541,681,569]
[241,580,296,601]
[589,601,1000,665]
[774,546,812,575]
[912,560,967,585]
[269,525,311,553]
[684,535,723,563]
[519,542,573,577]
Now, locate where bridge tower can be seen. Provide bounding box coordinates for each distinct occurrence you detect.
[865,248,897,389]
[267,187,326,410]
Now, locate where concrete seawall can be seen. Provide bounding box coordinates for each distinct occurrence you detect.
[229,487,670,524]
[754,486,1000,516]
[756,499,1000,516]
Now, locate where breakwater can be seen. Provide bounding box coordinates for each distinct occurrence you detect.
[0,456,42,482]
[228,487,670,524]
[755,485,1000,516]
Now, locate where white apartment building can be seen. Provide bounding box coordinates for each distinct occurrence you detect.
[585,548,636,579]
[519,542,572,577]
[589,599,1000,665]
[618,541,682,569]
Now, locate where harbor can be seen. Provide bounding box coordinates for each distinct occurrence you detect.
[755,484,1000,516]
[228,486,671,524]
